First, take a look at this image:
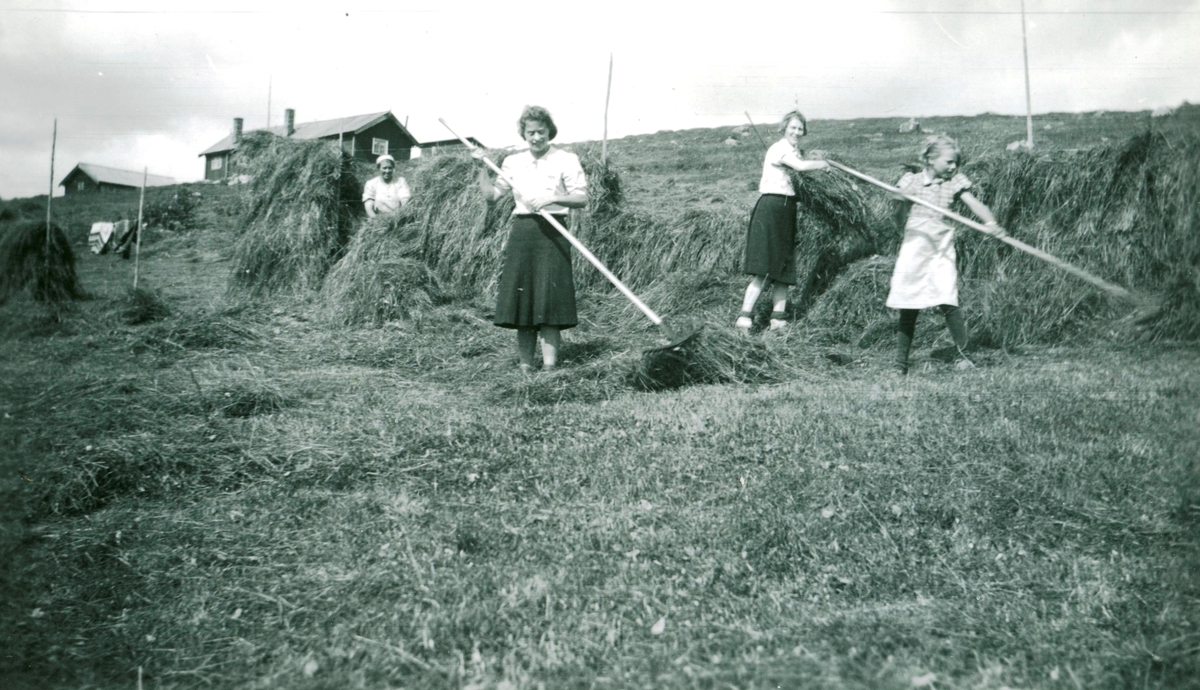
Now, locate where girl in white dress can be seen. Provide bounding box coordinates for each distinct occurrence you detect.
[887,135,1002,374]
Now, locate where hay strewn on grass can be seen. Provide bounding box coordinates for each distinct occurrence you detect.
[0,221,83,305]
[228,131,362,296]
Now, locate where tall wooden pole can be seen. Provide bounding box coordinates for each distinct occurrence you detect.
[602,54,613,165]
[266,74,272,128]
[134,167,146,288]
[1021,0,1034,148]
[46,119,57,258]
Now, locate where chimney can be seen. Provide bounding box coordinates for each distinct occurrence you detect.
[233,117,244,143]
[285,109,295,137]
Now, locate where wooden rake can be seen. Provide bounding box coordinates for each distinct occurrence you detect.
[439,118,702,352]
[825,159,1157,311]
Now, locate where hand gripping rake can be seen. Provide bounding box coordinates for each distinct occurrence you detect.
[440,117,701,352]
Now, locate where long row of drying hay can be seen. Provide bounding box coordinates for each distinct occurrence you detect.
[803,131,1200,347]
[243,128,1199,353]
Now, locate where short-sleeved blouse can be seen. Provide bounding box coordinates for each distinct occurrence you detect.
[362,176,411,214]
[758,139,807,196]
[896,170,971,223]
[496,147,587,215]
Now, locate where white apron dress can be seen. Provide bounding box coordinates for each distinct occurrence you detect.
[886,171,972,310]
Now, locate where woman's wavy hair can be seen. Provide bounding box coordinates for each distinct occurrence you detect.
[778,110,808,135]
[518,105,558,141]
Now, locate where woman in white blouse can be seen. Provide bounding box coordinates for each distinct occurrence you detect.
[476,106,588,372]
[362,154,411,218]
[738,110,830,331]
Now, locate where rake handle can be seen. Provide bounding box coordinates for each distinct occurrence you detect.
[439,117,665,326]
[825,159,1136,302]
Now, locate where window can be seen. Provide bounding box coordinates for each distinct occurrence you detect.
[372,138,389,155]
[211,156,223,171]
[77,180,85,191]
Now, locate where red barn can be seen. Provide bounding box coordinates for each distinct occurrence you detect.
[59,163,176,196]
[199,109,418,181]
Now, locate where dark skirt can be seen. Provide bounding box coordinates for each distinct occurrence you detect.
[494,215,578,330]
[742,193,798,285]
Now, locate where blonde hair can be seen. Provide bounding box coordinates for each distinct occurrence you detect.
[918,134,961,167]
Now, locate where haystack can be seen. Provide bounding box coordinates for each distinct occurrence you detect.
[0,221,83,305]
[789,166,891,314]
[955,130,1200,342]
[228,131,362,296]
[320,211,444,325]
[801,254,895,347]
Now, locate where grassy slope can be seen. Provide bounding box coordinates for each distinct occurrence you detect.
[1,111,1198,689]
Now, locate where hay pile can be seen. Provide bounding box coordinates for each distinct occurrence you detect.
[632,326,783,390]
[0,221,83,305]
[790,166,893,314]
[952,131,1200,343]
[320,211,444,325]
[228,131,362,296]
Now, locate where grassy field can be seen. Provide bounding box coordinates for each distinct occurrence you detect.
[1,109,1198,689]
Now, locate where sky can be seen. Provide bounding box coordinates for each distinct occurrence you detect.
[1,0,1198,198]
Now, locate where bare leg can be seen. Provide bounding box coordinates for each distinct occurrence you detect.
[741,275,767,312]
[769,283,788,329]
[516,328,538,371]
[540,326,560,370]
[771,283,788,314]
[739,276,767,329]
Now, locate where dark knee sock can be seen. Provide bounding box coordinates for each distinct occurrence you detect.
[895,310,918,371]
[940,305,968,350]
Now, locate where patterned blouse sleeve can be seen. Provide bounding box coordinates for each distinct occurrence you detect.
[896,171,918,191]
[950,172,972,196]
[362,177,377,203]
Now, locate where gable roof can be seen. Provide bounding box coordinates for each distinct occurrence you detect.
[199,111,415,156]
[417,137,486,149]
[60,163,176,189]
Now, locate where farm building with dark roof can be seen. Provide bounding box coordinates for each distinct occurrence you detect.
[59,163,176,196]
[199,109,418,181]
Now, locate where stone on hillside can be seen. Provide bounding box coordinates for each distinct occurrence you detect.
[724,138,740,146]
[898,118,922,133]
[1006,140,1032,152]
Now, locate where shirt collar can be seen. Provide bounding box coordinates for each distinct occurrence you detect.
[922,170,942,186]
